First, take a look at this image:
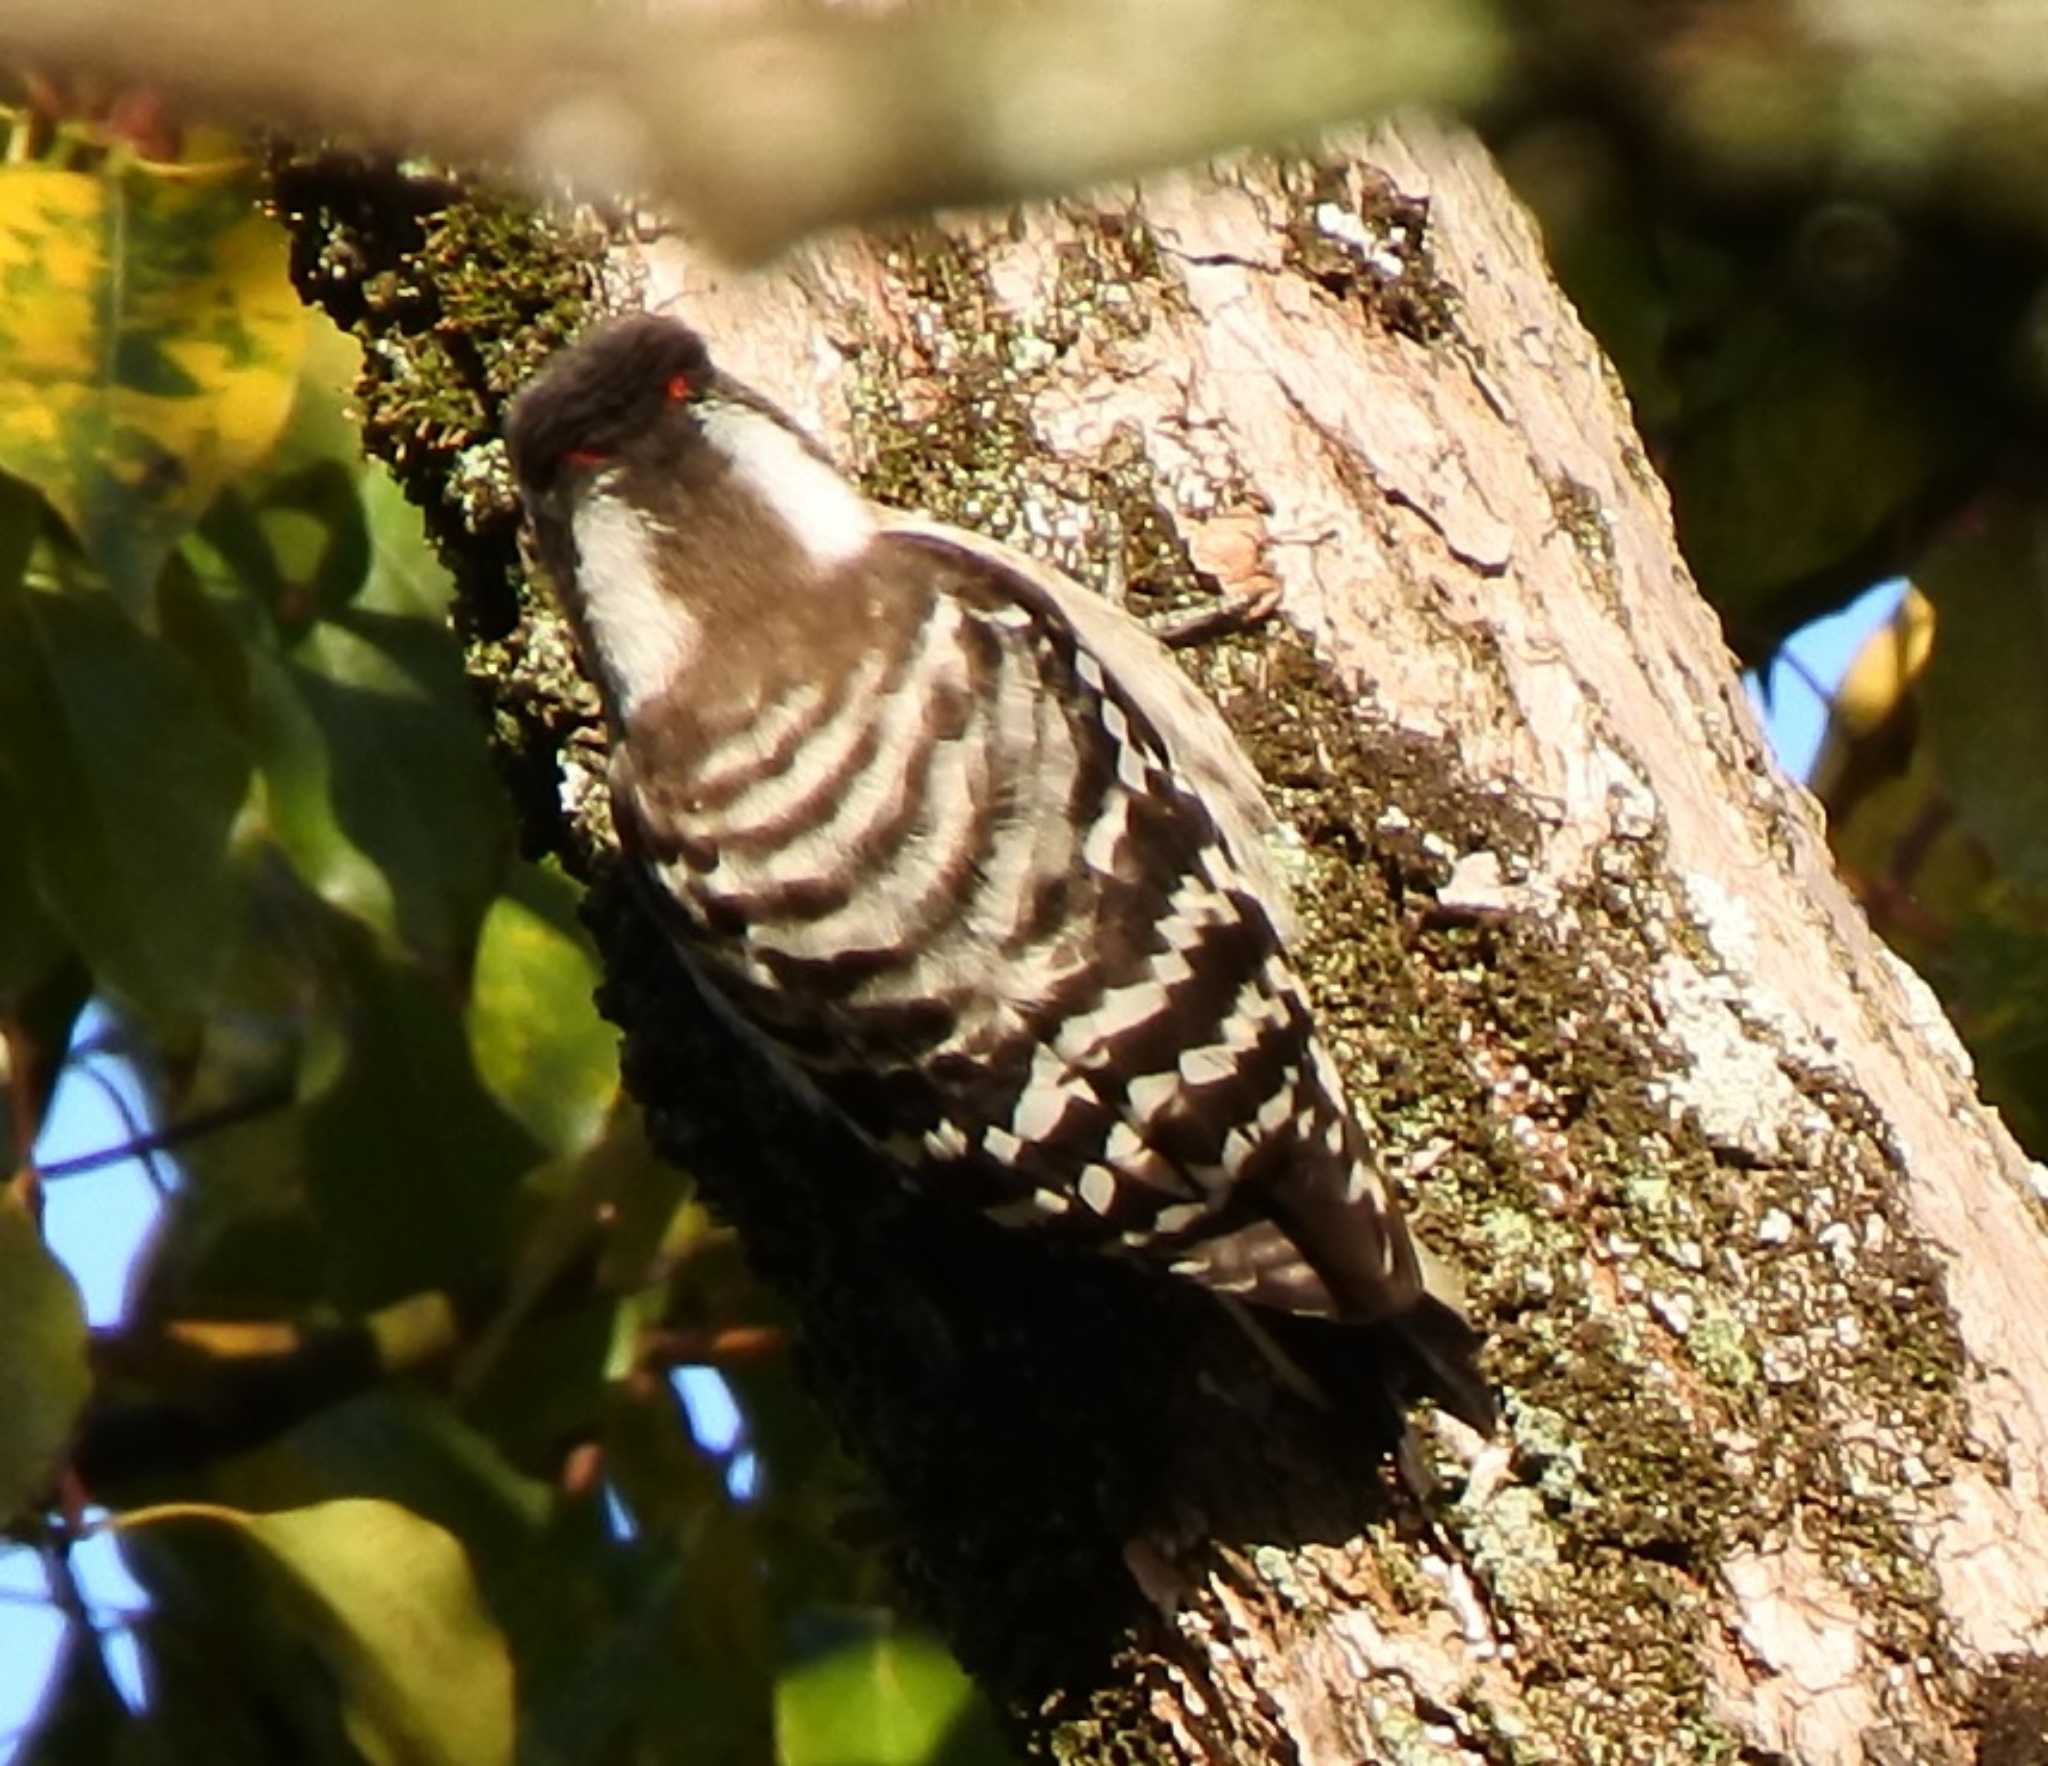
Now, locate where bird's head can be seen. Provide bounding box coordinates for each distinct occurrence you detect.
[505,314,715,522]
[504,313,884,719]
[509,313,878,583]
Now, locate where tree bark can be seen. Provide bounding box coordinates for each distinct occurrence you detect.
[528,116,2048,1761]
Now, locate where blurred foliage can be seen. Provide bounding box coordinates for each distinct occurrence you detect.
[120,1498,516,1766]
[0,106,1012,1765]
[1497,128,2018,662]
[0,133,305,609]
[778,1613,1015,1766]
[1493,89,2048,1164]
[1813,563,2048,1157]
[0,1188,89,1521]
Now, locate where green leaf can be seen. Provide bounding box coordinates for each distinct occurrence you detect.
[0,764,70,1007]
[186,571,506,966]
[122,1498,514,1766]
[198,461,373,629]
[162,307,492,962]
[303,939,540,1305]
[777,1613,988,1766]
[243,640,404,938]
[120,1511,373,1763]
[0,1190,90,1521]
[207,1392,701,1766]
[0,157,307,606]
[0,582,250,1023]
[520,1554,692,1766]
[179,312,385,628]
[357,465,457,622]
[467,864,616,1156]
[284,608,508,967]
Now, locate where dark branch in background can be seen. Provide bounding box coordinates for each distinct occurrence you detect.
[636,1325,787,1371]
[74,1302,454,1492]
[72,1063,169,1198]
[38,1534,124,1713]
[35,1081,295,1183]
[67,1230,673,1493]
[62,1023,150,1067]
[1765,646,1831,721]
[55,1057,168,1200]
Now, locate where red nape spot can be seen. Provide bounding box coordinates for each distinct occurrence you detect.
[665,373,692,403]
[563,447,608,468]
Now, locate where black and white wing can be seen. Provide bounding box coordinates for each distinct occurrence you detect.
[614,518,1430,1329]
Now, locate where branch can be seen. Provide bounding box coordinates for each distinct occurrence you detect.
[0,0,1502,261]
[35,1081,293,1183]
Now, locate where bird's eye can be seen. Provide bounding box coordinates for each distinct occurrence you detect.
[665,373,692,403]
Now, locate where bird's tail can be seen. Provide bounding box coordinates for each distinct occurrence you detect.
[1382,1292,1497,1436]
[1250,1296,1497,1441]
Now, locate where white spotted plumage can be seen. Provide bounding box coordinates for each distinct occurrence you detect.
[506,313,1494,1433]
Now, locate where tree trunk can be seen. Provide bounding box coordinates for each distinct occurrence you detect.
[550,116,2048,1761]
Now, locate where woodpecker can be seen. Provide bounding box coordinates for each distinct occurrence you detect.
[506,313,1494,1435]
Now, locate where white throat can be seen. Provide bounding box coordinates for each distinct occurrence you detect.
[698,402,876,569]
[570,491,699,716]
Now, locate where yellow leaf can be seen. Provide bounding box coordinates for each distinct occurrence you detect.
[0,155,307,604]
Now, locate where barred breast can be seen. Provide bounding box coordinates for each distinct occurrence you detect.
[613,527,1421,1326]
